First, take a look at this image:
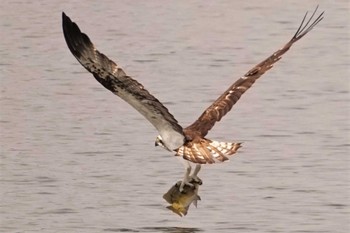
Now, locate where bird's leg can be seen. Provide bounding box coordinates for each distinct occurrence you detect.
[189,164,202,185]
[179,162,193,193]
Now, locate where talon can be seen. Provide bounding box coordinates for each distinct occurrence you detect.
[179,184,188,193]
[179,180,194,193]
[175,181,182,188]
[189,176,202,185]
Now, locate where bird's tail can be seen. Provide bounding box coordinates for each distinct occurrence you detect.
[175,139,242,164]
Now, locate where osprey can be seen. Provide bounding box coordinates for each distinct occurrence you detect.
[62,7,323,192]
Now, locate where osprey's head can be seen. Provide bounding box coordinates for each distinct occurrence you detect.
[155,135,167,149]
[155,133,185,152]
[155,135,173,152]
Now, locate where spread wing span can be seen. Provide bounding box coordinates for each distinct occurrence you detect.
[185,6,324,137]
[62,12,185,150]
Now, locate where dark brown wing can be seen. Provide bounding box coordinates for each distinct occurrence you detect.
[62,12,185,150]
[185,7,324,137]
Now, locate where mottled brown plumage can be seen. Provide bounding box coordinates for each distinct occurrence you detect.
[185,8,324,139]
[62,7,323,170]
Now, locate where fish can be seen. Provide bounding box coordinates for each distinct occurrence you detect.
[163,179,201,217]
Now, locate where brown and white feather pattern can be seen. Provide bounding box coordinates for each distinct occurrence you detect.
[62,8,323,165]
[175,139,242,164]
[178,7,323,164]
[62,13,185,151]
[185,8,324,138]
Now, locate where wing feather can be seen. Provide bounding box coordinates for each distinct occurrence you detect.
[185,7,324,137]
[62,12,184,150]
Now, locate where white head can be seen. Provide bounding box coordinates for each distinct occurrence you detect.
[155,131,185,152]
[155,135,171,151]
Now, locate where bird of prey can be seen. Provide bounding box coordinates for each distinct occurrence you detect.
[62,7,323,192]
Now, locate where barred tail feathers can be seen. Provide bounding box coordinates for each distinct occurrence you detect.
[175,139,242,164]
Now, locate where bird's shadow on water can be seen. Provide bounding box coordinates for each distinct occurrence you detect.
[104,226,202,233]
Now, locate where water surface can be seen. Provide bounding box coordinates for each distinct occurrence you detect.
[1,1,349,232]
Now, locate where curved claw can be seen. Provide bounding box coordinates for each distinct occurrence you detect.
[179,181,194,193]
[189,176,202,185]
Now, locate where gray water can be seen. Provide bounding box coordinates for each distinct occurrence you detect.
[1,1,349,232]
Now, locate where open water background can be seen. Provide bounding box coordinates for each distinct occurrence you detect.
[1,1,349,232]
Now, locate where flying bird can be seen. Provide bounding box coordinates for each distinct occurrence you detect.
[62,7,323,192]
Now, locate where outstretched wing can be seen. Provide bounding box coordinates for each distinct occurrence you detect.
[185,7,324,137]
[62,12,184,150]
